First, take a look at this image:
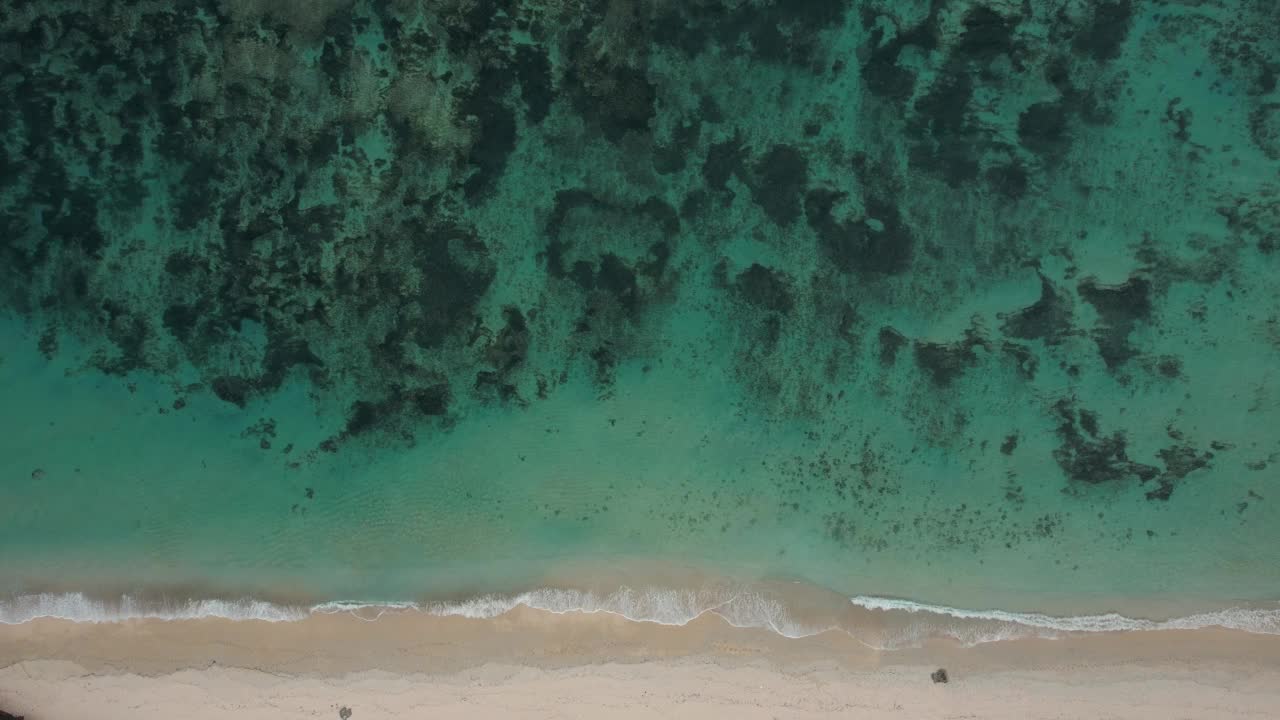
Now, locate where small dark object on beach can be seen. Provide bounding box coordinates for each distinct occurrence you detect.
[339,707,353,719]
[931,668,949,683]
[1,710,26,719]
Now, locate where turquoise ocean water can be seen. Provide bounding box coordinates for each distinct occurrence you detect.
[2,1,1279,640]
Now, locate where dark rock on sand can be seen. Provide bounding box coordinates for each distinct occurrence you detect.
[913,327,989,388]
[1001,434,1019,456]
[1052,398,1160,490]
[1000,275,1072,344]
[878,326,908,367]
[931,668,949,683]
[736,264,795,314]
[211,375,253,408]
[1077,275,1152,369]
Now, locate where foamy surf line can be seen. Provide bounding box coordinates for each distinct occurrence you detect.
[0,589,820,638]
[4,591,1279,646]
[850,595,1280,637]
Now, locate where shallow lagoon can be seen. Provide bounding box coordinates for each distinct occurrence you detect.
[1,0,1278,630]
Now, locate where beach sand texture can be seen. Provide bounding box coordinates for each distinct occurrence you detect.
[4,609,1280,719]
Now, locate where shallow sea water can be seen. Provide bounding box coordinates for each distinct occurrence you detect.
[1,1,1278,639]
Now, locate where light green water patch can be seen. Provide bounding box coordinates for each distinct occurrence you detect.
[3,309,1277,612]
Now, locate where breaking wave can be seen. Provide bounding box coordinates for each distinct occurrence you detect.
[320,587,825,636]
[4,589,1278,647]
[850,595,1280,640]
[0,593,309,624]
[0,588,822,637]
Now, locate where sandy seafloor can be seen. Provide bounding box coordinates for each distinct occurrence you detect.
[2,0,1280,716]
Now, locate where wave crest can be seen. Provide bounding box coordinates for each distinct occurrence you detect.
[850,595,1280,639]
[318,587,826,638]
[1,588,822,637]
[0,592,308,624]
[5,590,1278,648]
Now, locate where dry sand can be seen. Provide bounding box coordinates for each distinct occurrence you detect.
[2,607,1279,719]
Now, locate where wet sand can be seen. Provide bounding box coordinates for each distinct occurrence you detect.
[3,607,1279,719]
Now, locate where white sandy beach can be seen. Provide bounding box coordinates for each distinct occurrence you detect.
[6,657,1280,720]
[3,606,1280,719]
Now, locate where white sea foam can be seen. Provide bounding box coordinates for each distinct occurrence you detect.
[5,589,1278,649]
[318,587,828,638]
[0,592,308,624]
[0,587,825,637]
[850,594,1280,644]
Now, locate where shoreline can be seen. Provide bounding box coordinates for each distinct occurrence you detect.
[3,608,1280,719]
[4,582,1278,645]
[5,576,1274,638]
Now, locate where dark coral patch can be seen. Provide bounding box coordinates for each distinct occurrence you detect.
[1078,276,1152,325]
[749,144,809,225]
[440,0,513,54]
[1001,342,1039,380]
[162,304,201,341]
[540,191,677,317]
[703,132,748,191]
[985,162,1029,200]
[542,189,597,258]
[1077,275,1152,368]
[458,67,519,198]
[1018,101,1070,154]
[650,7,712,57]
[1000,275,1072,344]
[908,68,982,186]
[567,47,657,143]
[913,328,988,388]
[486,306,530,373]
[806,190,914,276]
[638,196,681,239]
[1000,434,1019,455]
[1052,402,1212,500]
[878,326,907,367]
[913,70,973,141]
[859,12,936,103]
[261,335,323,391]
[589,344,618,387]
[514,44,553,124]
[596,254,641,314]
[1155,356,1183,379]
[211,376,253,408]
[955,6,1019,62]
[37,327,58,359]
[1145,445,1213,501]
[1072,1,1135,62]
[596,66,658,141]
[474,371,521,404]
[1052,398,1158,487]
[639,240,672,279]
[409,221,498,349]
[653,117,701,175]
[1249,103,1280,161]
[344,399,389,437]
[767,0,850,35]
[96,300,151,375]
[655,0,849,67]
[735,264,794,314]
[410,383,452,416]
